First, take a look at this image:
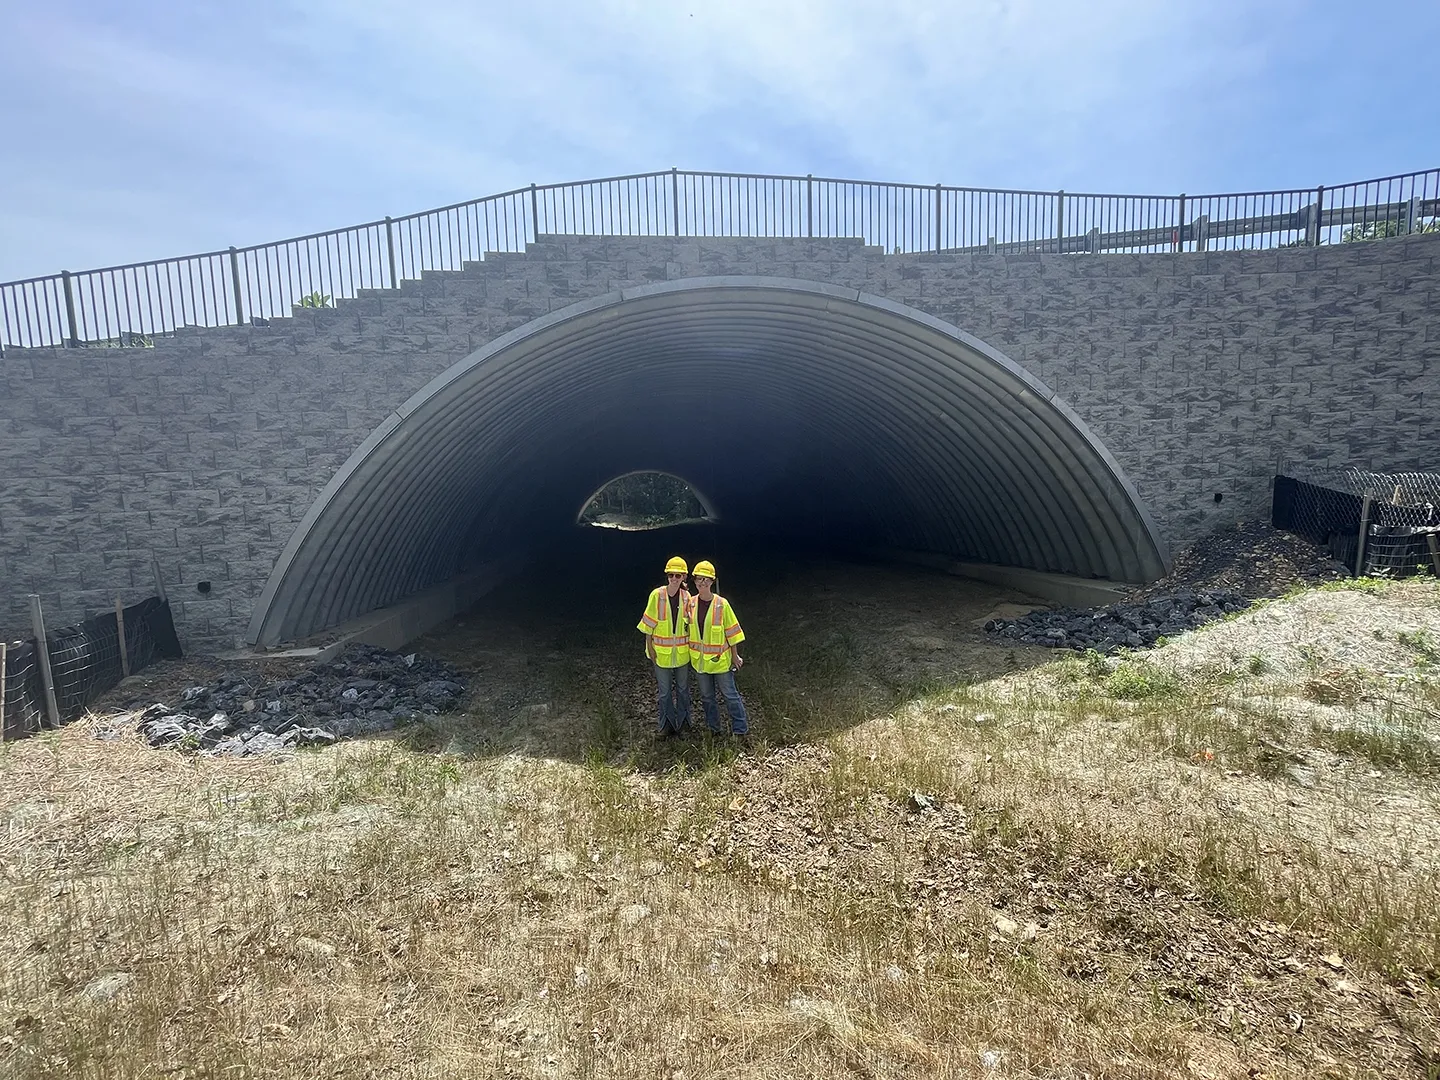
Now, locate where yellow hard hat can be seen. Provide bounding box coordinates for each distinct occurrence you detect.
[664,556,689,576]
[692,560,716,580]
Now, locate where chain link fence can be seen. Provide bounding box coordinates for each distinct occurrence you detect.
[1273,468,1440,578]
[1,597,182,740]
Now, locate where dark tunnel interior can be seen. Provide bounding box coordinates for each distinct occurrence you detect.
[248,280,1168,646]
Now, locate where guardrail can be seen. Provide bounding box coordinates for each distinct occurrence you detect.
[2,166,1437,351]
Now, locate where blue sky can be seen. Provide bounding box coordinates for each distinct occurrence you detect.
[2,0,1437,281]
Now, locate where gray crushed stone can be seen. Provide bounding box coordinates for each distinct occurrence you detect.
[130,642,466,755]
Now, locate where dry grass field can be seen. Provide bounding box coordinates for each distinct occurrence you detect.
[2,570,1437,1079]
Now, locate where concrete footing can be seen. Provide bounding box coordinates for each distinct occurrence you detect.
[233,556,528,657]
[884,549,1132,608]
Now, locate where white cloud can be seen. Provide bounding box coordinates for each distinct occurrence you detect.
[0,0,1430,282]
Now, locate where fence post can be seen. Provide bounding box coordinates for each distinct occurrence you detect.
[1405,196,1418,235]
[151,555,169,605]
[1427,533,1440,577]
[529,183,540,244]
[61,271,80,347]
[1355,494,1373,576]
[806,175,814,239]
[1175,194,1186,252]
[1,640,7,743]
[115,596,130,678]
[385,216,399,290]
[1055,190,1065,252]
[29,595,61,728]
[1196,214,1210,252]
[1309,184,1325,247]
[228,247,245,327]
[934,184,943,252]
[671,168,681,237]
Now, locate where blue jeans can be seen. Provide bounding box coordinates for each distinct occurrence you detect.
[695,669,748,735]
[653,663,691,734]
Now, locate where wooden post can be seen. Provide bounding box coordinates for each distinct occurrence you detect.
[1355,495,1373,577]
[1427,533,1440,577]
[151,555,168,604]
[29,595,61,728]
[1,640,8,743]
[115,596,131,678]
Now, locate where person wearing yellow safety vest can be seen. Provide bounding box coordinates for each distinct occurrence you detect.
[687,560,749,736]
[637,556,694,736]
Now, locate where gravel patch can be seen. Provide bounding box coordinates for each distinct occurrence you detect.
[117,642,468,756]
[985,588,1250,652]
[1154,579,1440,682]
[987,522,1355,654]
[1133,520,1351,601]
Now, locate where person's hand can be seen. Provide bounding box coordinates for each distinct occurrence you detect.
[733,655,744,670]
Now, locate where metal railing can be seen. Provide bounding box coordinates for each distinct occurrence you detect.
[3,166,1437,351]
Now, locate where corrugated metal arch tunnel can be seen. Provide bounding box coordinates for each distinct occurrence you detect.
[247,278,1170,646]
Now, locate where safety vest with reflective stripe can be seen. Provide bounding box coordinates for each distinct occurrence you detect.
[688,593,744,674]
[637,586,691,668]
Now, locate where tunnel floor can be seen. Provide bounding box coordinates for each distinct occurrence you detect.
[87,536,1062,762]
[401,534,1058,763]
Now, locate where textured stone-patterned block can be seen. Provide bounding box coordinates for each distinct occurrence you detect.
[3,233,1439,649]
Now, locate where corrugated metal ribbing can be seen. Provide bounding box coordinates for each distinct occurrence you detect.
[249,280,1168,645]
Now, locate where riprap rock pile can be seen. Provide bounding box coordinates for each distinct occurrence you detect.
[985,589,1250,652]
[134,643,467,755]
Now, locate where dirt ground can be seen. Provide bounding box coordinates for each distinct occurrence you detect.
[104,521,1354,759]
[4,535,1438,1079]
[404,552,1054,758]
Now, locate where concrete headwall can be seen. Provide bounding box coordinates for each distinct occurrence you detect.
[2,234,1437,650]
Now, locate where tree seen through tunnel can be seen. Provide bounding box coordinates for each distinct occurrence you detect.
[578,471,713,531]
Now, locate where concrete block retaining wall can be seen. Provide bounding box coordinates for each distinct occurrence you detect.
[2,234,1436,650]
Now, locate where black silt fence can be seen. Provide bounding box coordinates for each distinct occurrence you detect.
[1,640,45,738]
[1,597,182,740]
[1273,473,1440,577]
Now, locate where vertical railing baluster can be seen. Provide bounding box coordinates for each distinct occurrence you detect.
[5,167,1440,343]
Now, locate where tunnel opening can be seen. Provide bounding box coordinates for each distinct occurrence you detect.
[577,470,717,531]
[248,278,1168,648]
